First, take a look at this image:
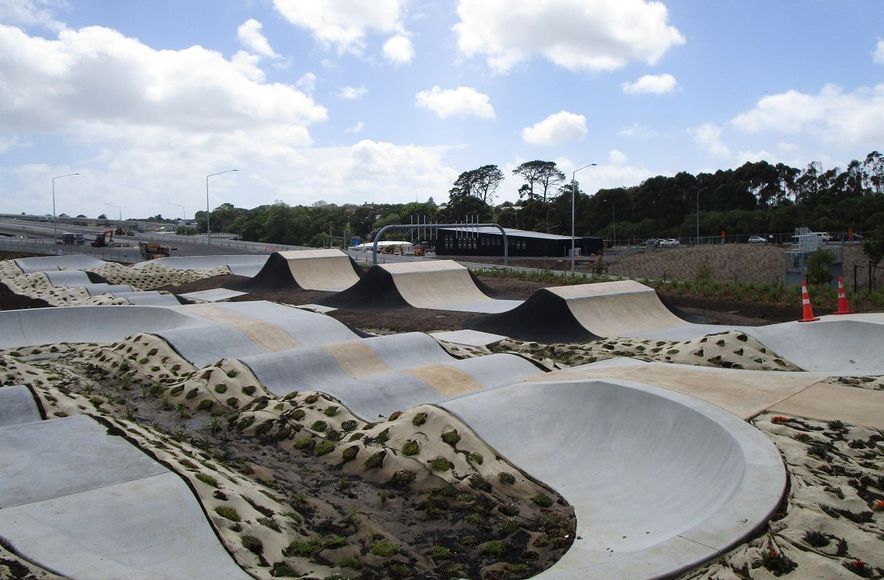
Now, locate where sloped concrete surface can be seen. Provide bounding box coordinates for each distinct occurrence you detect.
[441,379,787,579]
[243,332,542,418]
[134,254,269,276]
[0,385,41,427]
[14,255,108,273]
[43,270,94,287]
[0,415,247,579]
[179,288,247,303]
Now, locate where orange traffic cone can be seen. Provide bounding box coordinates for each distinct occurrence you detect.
[833,276,852,315]
[799,280,819,322]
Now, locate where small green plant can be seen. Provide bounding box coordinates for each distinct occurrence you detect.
[497,519,519,536]
[284,539,319,557]
[214,384,227,394]
[428,545,450,559]
[469,452,483,464]
[341,419,358,431]
[441,430,461,446]
[532,493,553,508]
[369,541,399,557]
[310,420,328,432]
[498,472,516,485]
[342,446,359,462]
[802,530,830,547]
[197,399,213,412]
[428,457,451,471]
[314,440,335,456]
[213,505,241,522]
[412,412,428,426]
[402,440,420,456]
[760,547,797,576]
[478,540,506,557]
[323,405,339,417]
[195,472,218,487]
[257,516,281,532]
[364,451,386,469]
[242,385,256,396]
[390,469,417,487]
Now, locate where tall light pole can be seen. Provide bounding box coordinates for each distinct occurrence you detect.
[52,173,80,251]
[605,199,616,247]
[571,163,597,274]
[105,203,122,233]
[206,169,238,245]
[169,202,185,235]
[695,186,708,245]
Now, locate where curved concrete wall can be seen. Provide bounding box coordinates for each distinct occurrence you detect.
[442,379,786,578]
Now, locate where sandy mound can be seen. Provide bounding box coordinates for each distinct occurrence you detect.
[0,269,128,307]
[3,334,576,579]
[681,413,883,579]
[482,330,802,372]
[91,261,230,289]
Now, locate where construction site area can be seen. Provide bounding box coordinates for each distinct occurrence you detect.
[0,247,881,580]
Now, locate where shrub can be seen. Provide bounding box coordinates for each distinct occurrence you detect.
[478,540,506,557]
[310,420,328,432]
[324,405,339,417]
[214,505,241,522]
[428,457,451,471]
[412,412,428,426]
[402,440,420,456]
[195,472,218,487]
[391,469,417,488]
[364,451,386,469]
[498,472,516,485]
[314,440,335,456]
[441,430,461,446]
[532,493,553,508]
[369,541,399,557]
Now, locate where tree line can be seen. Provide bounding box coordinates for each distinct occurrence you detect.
[194,152,884,248]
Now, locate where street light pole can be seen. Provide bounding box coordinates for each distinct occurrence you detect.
[695,186,708,245]
[205,169,238,245]
[169,202,186,235]
[51,173,80,251]
[571,163,597,274]
[105,203,122,231]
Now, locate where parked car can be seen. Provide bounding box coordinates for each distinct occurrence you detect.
[747,235,767,245]
[658,238,680,248]
[641,239,659,247]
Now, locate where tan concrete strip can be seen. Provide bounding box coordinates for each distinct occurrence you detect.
[323,341,392,379]
[403,365,485,398]
[279,249,359,291]
[392,268,492,309]
[564,291,687,337]
[769,383,884,429]
[185,304,300,352]
[536,363,823,420]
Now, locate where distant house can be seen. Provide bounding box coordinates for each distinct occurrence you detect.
[436,226,603,258]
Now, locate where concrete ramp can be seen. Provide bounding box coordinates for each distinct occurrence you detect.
[0,414,247,579]
[0,385,41,426]
[242,332,542,418]
[14,255,108,273]
[134,255,269,277]
[324,260,520,313]
[238,249,361,292]
[466,280,690,341]
[110,291,181,306]
[0,305,208,348]
[43,270,95,287]
[441,379,786,578]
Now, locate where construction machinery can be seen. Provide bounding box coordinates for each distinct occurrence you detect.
[91,228,115,247]
[138,241,176,260]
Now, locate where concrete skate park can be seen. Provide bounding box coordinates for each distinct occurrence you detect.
[0,250,882,579]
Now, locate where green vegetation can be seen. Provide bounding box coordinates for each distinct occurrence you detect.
[369,541,400,557]
[441,430,461,446]
[213,505,241,522]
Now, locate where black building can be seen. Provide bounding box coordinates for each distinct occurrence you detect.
[436,227,603,258]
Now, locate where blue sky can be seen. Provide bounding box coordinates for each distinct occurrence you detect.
[0,0,882,219]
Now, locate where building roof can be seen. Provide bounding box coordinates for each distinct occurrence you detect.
[437,226,591,241]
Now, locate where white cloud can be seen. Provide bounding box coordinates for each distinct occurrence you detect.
[608,149,627,164]
[345,121,365,134]
[874,39,884,64]
[690,123,731,158]
[730,84,884,149]
[383,34,414,64]
[622,73,678,94]
[521,111,587,145]
[296,72,316,93]
[454,0,685,74]
[273,0,406,55]
[618,122,659,140]
[0,0,64,31]
[415,86,495,119]
[337,85,367,99]
[0,24,326,135]
[237,19,279,59]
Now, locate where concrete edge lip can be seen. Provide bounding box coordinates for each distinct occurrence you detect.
[441,377,786,579]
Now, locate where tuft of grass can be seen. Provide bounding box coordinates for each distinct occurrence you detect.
[314,440,335,456]
[402,440,420,456]
[364,451,386,469]
[369,541,399,557]
[323,405,339,417]
[213,505,240,522]
[195,472,219,488]
[310,420,328,432]
[498,472,516,485]
[441,430,461,446]
[478,540,506,557]
[428,457,451,472]
[532,493,553,508]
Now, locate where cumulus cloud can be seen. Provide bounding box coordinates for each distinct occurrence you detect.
[383,34,414,64]
[454,0,685,73]
[875,39,884,64]
[237,19,279,59]
[0,24,326,136]
[273,0,406,55]
[415,86,495,119]
[296,72,317,93]
[622,73,678,94]
[345,121,365,134]
[0,0,64,31]
[608,149,627,164]
[337,85,367,99]
[521,111,587,145]
[730,84,884,148]
[690,123,731,157]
